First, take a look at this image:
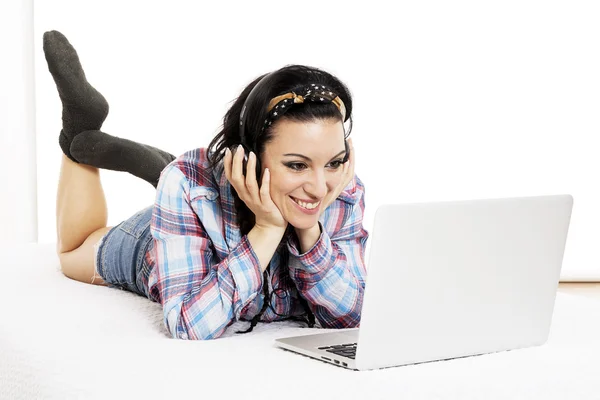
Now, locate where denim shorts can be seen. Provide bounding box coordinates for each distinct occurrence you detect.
[94,205,154,297]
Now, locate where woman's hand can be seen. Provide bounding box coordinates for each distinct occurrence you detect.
[224,145,288,231]
[319,137,355,217]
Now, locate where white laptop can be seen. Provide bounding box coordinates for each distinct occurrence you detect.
[274,194,573,371]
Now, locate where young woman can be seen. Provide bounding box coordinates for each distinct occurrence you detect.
[44,30,369,340]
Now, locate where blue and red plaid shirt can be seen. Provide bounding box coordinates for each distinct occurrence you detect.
[142,148,369,340]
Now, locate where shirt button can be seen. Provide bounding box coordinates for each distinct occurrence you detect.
[206,190,217,201]
[180,332,188,340]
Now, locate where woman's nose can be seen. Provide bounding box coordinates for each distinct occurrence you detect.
[305,170,329,199]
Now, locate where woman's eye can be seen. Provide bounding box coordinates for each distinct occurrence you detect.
[287,163,307,171]
[329,160,344,169]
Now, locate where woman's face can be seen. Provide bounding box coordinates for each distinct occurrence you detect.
[260,118,347,230]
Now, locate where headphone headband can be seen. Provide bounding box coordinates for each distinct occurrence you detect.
[238,72,277,149]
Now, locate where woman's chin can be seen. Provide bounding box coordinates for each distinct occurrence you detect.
[286,215,318,230]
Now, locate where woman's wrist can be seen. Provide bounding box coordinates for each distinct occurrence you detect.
[247,224,287,272]
[294,223,322,254]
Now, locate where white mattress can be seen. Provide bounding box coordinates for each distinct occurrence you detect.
[1,243,599,400]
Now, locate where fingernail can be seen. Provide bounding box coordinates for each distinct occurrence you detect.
[238,144,243,152]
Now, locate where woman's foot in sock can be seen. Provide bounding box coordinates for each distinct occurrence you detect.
[43,30,109,162]
[70,130,177,188]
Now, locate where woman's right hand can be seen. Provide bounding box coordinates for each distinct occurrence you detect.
[224,145,288,231]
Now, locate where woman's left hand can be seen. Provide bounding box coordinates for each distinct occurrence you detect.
[319,137,355,217]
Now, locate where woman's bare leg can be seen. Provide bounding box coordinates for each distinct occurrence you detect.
[42,31,115,285]
[56,154,112,285]
[43,31,165,286]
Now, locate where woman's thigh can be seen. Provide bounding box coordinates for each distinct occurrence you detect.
[95,206,153,296]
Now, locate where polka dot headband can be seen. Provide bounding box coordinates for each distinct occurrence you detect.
[261,84,347,132]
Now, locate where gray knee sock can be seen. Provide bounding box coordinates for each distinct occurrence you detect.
[70,130,176,188]
[43,30,109,162]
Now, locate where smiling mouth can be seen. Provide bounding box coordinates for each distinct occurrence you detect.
[290,196,321,210]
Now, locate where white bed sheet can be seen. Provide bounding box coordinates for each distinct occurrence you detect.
[1,243,599,400]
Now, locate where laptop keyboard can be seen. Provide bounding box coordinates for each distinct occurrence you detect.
[318,343,357,359]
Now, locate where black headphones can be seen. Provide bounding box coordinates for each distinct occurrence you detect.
[236,72,278,176]
[236,71,350,177]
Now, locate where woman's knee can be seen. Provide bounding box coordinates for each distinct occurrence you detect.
[57,227,112,285]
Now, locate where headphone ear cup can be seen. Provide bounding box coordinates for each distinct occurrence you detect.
[256,158,263,185]
[242,153,248,177]
[240,147,262,182]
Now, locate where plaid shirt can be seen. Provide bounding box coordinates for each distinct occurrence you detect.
[143,148,369,340]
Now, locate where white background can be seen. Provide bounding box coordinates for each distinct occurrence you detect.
[0,0,37,242]
[31,0,600,280]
